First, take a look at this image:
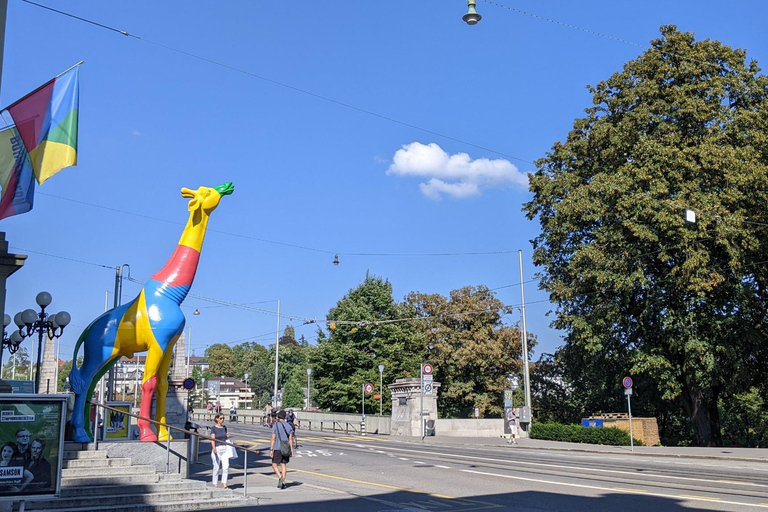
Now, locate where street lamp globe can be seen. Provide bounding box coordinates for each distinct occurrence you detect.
[35,292,52,308]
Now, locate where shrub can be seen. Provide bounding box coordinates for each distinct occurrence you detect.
[530,422,643,446]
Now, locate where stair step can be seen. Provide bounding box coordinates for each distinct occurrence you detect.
[62,472,183,487]
[21,497,259,512]
[21,489,225,510]
[63,457,132,468]
[63,449,108,460]
[60,479,207,497]
[62,464,155,478]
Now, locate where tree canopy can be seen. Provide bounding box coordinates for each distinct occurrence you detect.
[524,26,768,446]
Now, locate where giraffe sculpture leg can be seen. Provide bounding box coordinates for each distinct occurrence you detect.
[137,343,165,442]
[154,348,175,442]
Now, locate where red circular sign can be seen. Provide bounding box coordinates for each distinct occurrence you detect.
[622,376,633,389]
[423,364,433,375]
[364,383,374,393]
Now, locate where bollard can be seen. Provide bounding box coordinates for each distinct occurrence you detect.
[361,418,366,437]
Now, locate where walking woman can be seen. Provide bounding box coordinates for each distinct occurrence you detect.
[210,413,232,488]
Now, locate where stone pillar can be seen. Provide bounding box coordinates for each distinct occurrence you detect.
[163,333,190,435]
[39,332,56,393]
[0,232,26,336]
[388,378,441,437]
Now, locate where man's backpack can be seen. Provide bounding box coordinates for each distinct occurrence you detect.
[278,423,292,457]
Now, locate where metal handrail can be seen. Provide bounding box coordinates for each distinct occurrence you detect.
[87,400,258,497]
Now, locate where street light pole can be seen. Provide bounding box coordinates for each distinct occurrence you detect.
[378,364,384,416]
[272,299,281,408]
[518,250,532,422]
[306,368,312,410]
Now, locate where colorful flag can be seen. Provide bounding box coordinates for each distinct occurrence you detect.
[7,66,79,185]
[0,125,35,220]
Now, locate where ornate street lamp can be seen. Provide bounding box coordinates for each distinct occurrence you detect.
[1,314,23,371]
[14,292,70,393]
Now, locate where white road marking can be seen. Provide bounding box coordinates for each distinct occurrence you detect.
[462,469,767,508]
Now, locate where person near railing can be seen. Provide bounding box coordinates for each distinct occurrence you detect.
[286,409,299,448]
[210,413,233,488]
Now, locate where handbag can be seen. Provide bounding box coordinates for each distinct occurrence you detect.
[227,444,238,459]
[279,424,292,457]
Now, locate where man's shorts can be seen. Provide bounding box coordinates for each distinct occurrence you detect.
[272,450,290,464]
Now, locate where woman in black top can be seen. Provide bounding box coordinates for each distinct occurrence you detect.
[210,414,231,488]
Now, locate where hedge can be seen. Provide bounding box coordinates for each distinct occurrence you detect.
[530,422,644,446]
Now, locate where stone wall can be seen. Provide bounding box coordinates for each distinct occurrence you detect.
[589,415,661,446]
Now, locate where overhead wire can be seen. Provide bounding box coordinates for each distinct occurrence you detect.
[19,0,532,166]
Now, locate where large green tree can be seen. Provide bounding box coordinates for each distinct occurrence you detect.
[405,286,527,418]
[312,273,422,413]
[524,26,768,446]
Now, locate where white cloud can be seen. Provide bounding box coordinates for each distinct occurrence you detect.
[132,129,142,136]
[386,142,527,199]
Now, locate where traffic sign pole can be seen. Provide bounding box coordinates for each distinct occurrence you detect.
[623,376,634,452]
[420,364,424,439]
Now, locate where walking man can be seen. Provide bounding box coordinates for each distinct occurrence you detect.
[270,410,294,489]
[506,407,518,445]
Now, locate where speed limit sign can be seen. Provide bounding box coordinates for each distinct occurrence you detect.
[423,363,433,375]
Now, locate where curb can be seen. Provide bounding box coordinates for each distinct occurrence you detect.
[403,437,768,464]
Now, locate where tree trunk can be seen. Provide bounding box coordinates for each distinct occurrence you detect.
[680,375,722,447]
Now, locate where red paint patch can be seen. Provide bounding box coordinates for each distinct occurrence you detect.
[151,245,200,286]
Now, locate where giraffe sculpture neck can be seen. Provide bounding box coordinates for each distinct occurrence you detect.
[149,209,211,305]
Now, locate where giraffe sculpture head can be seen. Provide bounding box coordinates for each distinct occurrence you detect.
[182,182,234,215]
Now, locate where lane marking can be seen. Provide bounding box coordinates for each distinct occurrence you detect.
[462,469,767,508]
[291,468,453,499]
[368,445,768,489]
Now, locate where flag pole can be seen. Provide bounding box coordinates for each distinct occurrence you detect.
[0,60,83,111]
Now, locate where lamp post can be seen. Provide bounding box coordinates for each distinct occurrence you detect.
[272,299,281,408]
[186,308,200,377]
[1,314,23,371]
[306,368,312,410]
[14,292,70,393]
[378,364,384,415]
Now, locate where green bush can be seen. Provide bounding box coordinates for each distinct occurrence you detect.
[530,422,643,446]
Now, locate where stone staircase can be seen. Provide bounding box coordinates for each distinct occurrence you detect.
[13,443,258,511]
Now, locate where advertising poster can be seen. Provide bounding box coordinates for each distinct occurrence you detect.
[105,402,131,440]
[0,395,65,499]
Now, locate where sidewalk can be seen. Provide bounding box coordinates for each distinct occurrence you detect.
[401,434,768,462]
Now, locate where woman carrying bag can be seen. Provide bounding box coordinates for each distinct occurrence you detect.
[210,413,234,488]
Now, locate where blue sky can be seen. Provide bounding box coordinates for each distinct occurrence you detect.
[1,0,766,371]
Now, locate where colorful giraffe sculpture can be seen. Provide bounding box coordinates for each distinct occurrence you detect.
[68,182,234,442]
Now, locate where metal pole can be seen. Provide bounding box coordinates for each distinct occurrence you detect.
[306,370,310,409]
[379,370,383,416]
[627,393,634,452]
[361,383,365,417]
[107,266,123,401]
[272,300,281,408]
[243,448,248,497]
[34,316,44,393]
[420,364,424,439]
[186,326,191,377]
[518,250,532,421]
